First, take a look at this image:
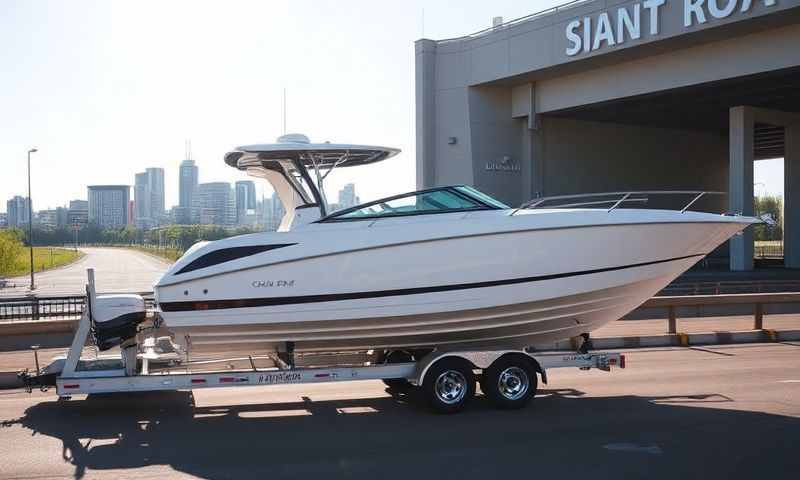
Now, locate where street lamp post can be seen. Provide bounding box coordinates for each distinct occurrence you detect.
[27,148,37,290]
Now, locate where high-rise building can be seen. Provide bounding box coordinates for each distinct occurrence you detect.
[134,172,151,228]
[179,159,199,225]
[197,182,235,226]
[338,183,359,209]
[128,200,135,227]
[134,168,165,229]
[88,185,130,228]
[6,196,31,227]
[0,213,7,227]
[147,167,165,220]
[265,191,286,231]
[235,180,257,224]
[179,160,199,208]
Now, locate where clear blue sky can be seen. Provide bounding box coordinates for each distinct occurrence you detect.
[0,0,785,212]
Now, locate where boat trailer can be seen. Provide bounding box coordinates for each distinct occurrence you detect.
[19,269,625,413]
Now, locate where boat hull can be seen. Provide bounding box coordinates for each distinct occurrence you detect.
[155,214,751,355]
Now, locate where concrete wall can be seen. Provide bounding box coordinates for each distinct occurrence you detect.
[540,116,728,198]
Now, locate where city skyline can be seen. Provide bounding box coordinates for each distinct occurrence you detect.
[1,151,366,231]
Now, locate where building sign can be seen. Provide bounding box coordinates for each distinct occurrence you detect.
[485,155,521,172]
[565,0,778,56]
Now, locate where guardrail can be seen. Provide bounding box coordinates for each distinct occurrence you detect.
[641,292,800,334]
[0,293,155,322]
[660,279,800,296]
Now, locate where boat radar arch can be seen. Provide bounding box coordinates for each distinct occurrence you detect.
[224,134,400,231]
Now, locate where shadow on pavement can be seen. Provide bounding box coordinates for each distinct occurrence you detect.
[5,387,799,479]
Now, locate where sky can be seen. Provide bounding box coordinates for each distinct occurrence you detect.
[0,0,786,213]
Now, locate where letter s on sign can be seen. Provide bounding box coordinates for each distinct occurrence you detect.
[566,19,582,56]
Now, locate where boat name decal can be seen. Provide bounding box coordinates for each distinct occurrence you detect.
[252,280,295,288]
[257,372,303,384]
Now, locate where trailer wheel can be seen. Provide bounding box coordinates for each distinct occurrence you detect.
[423,357,475,414]
[483,355,537,410]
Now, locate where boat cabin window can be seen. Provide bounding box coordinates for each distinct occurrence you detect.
[322,186,505,221]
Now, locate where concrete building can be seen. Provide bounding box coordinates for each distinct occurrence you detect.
[261,192,285,231]
[6,196,30,227]
[134,168,165,229]
[235,180,257,224]
[88,185,130,228]
[0,213,6,228]
[134,172,151,229]
[416,0,800,271]
[197,182,236,226]
[36,207,68,229]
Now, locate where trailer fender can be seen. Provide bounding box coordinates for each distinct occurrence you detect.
[414,350,546,386]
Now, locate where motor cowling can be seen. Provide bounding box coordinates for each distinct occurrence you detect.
[92,294,146,351]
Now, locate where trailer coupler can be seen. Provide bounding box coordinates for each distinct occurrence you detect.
[17,369,56,393]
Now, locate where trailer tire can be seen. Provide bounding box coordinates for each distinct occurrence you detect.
[483,355,537,410]
[422,357,475,414]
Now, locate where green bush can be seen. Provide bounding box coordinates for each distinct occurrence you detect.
[0,230,25,274]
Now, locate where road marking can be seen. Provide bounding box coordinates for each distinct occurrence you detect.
[604,443,663,454]
[778,380,800,383]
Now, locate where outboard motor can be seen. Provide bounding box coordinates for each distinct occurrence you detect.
[92,294,146,351]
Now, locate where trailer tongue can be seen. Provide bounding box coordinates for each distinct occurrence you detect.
[19,269,625,414]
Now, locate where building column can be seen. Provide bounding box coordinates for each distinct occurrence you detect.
[415,39,437,189]
[785,124,800,269]
[729,106,755,271]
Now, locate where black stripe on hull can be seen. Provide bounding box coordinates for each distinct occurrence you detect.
[159,253,704,312]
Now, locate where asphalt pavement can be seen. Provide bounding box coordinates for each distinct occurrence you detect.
[0,247,170,296]
[0,343,798,479]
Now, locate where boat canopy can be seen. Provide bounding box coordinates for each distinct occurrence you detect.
[224,134,400,231]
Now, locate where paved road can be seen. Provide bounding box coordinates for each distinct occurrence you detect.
[0,247,170,297]
[0,343,798,479]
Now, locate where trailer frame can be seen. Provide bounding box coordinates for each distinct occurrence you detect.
[23,269,625,413]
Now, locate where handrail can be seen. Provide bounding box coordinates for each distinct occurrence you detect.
[436,0,594,43]
[518,191,726,213]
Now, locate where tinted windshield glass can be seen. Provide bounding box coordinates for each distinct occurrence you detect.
[454,186,510,209]
[330,188,485,220]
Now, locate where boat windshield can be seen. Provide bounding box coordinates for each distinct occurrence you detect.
[322,186,508,221]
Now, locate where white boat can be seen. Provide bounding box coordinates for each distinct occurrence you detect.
[148,134,756,356]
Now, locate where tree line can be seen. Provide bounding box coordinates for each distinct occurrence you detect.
[7,224,260,252]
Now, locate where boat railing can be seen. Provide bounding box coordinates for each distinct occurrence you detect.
[517,191,726,214]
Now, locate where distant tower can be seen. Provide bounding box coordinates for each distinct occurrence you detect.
[179,142,199,209]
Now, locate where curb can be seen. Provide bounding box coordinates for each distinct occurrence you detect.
[1,329,799,390]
